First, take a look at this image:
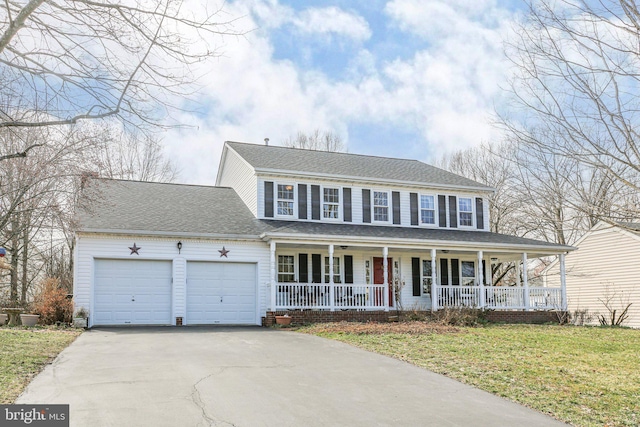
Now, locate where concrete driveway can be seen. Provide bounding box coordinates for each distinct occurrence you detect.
[18,327,566,426]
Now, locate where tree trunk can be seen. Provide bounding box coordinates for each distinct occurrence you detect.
[21,222,29,304]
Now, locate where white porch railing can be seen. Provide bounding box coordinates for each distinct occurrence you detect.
[274,283,386,310]
[437,286,563,310]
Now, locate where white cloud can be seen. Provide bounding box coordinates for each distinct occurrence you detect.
[292,7,372,42]
[161,0,518,184]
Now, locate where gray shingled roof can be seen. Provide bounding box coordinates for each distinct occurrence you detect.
[77,179,266,237]
[259,220,573,251]
[77,180,571,252]
[226,141,492,190]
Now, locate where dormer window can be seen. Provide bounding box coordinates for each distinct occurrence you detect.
[373,191,389,222]
[459,197,473,227]
[420,195,435,225]
[277,184,294,216]
[323,188,340,219]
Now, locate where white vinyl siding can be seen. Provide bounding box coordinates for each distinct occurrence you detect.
[547,225,640,329]
[216,147,258,216]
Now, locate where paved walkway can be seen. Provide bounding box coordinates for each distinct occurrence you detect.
[18,327,567,426]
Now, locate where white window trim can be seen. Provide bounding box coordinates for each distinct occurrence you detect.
[372,189,391,223]
[275,182,297,219]
[321,185,342,222]
[277,253,297,283]
[419,194,437,227]
[458,196,475,228]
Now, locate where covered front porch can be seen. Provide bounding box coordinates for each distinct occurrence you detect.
[265,238,569,313]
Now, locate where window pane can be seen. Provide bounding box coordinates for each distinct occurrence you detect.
[420,195,434,210]
[278,255,295,282]
[374,207,388,221]
[323,188,339,203]
[374,192,388,206]
[461,261,475,285]
[422,260,432,294]
[324,257,341,283]
[460,212,472,226]
[459,198,472,212]
[277,201,294,215]
[421,210,434,224]
[277,184,294,200]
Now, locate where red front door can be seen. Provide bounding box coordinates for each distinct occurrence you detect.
[373,257,393,307]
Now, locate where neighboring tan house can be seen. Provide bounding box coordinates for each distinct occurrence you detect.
[545,222,640,328]
[73,141,574,327]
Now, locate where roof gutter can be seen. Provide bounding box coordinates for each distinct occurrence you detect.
[78,229,262,241]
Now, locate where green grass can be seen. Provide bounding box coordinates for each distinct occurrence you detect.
[0,327,82,403]
[300,323,640,427]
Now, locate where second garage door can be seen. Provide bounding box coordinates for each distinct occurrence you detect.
[186,262,257,325]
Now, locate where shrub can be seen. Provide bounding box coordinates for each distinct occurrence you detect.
[431,306,486,327]
[31,277,73,325]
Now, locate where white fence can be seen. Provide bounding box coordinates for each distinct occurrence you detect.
[438,286,563,310]
[275,283,386,310]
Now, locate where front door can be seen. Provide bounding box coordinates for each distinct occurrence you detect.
[373,257,393,307]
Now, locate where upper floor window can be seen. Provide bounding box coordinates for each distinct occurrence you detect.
[420,195,435,225]
[323,188,340,219]
[461,261,475,285]
[373,191,389,222]
[459,197,473,227]
[277,184,294,216]
[278,255,295,282]
[324,257,341,283]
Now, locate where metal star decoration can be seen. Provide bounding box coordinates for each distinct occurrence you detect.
[218,246,230,258]
[129,243,141,255]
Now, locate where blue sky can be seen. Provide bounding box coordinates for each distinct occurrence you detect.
[164,0,524,184]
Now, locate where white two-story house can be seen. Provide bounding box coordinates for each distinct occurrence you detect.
[74,141,573,327]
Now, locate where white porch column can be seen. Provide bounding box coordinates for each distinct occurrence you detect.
[329,244,335,312]
[478,250,485,308]
[560,253,567,311]
[383,247,389,312]
[431,249,437,311]
[522,252,530,310]
[270,241,276,311]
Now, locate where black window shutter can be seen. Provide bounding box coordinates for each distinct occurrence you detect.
[264,181,274,218]
[451,259,460,285]
[362,189,371,223]
[410,193,419,226]
[344,255,353,284]
[311,254,322,283]
[438,195,447,227]
[482,260,487,285]
[298,254,308,283]
[476,197,484,230]
[449,196,458,228]
[298,184,307,219]
[343,188,352,222]
[392,191,401,225]
[412,257,421,296]
[440,259,449,286]
[311,185,320,220]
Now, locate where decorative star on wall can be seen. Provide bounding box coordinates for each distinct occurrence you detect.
[219,246,230,258]
[129,243,141,255]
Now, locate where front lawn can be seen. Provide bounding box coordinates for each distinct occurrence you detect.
[300,323,640,427]
[0,327,82,403]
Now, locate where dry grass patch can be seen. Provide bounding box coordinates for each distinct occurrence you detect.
[0,327,82,403]
[299,323,640,427]
[301,321,458,335]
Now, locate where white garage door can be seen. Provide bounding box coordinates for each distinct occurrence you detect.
[186,262,257,325]
[94,259,172,326]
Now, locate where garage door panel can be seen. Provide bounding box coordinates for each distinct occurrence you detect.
[94,259,172,326]
[186,262,256,325]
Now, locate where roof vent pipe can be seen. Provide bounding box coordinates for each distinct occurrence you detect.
[264,137,269,146]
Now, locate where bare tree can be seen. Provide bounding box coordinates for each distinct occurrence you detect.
[283,129,345,152]
[500,0,640,228]
[0,0,242,159]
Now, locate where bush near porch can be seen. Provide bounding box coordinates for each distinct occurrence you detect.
[299,323,640,427]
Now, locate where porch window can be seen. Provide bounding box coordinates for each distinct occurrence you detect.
[324,256,341,283]
[323,188,340,219]
[278,255,295,282]
[277,184,294,216]
[420,195,435,224]
[373,191,389,221]
[461,261,475,285]
[459,198,473,227]
[422,260,432,294]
